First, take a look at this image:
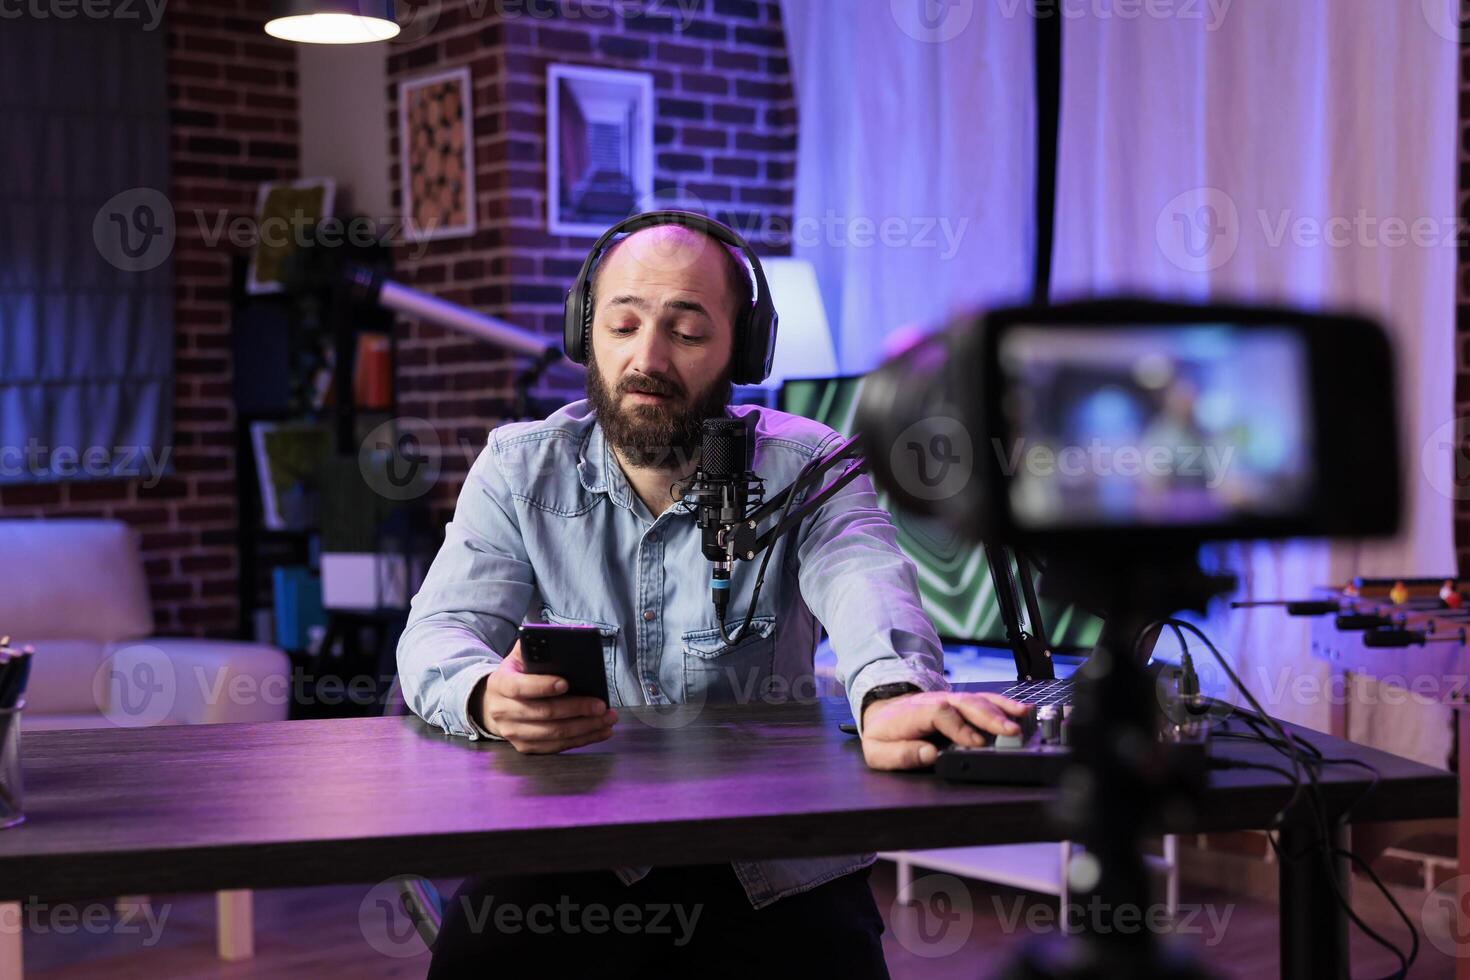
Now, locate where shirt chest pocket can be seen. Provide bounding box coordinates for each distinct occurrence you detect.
[539,606,624,707]
[680,615,777,705]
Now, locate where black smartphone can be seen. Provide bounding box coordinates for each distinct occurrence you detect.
[517,624,610,703]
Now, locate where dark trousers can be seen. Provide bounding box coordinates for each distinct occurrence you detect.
[426,863,890,978]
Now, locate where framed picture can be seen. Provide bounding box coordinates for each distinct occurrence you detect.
[247,177,336,295]
[249,421,332,531]
[547,63,654,236]
[400,66,476,242]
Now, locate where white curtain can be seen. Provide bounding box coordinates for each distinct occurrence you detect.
[780,0,1036,372]
[1052,2,1458,765]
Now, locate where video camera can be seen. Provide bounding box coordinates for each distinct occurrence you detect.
[858,298,1401,554]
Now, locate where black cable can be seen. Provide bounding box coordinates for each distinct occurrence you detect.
[1263,830,1410,980]
[1143,615,1310,833]
[1318,755,1382,824]
[1215,751,1407,978]
[1213,718,1324,762]
[1208,732,1304,827]
[1164,618,1415,979]
[1337,846,1421,975]
[717,453,818,647]
[1208,756,1295,782]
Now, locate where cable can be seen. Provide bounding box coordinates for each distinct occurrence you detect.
[1208,754,1408,978]
[717,453,818,647]
[1318,755,1382,824]
[1161,618,1415,980]
[1265,830,1411,980]
[1174,620,1408,975]
[1208,733,1304,828]
[1208,756,1295,782]
[1142,617,1311,821]
[1337,846,1420,975]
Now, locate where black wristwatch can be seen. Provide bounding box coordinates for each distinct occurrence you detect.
[859,682,922,722]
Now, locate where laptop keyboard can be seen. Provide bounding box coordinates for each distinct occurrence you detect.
[999,678,1073,706]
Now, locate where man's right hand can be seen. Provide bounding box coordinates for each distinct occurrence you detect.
[471,641,618,754]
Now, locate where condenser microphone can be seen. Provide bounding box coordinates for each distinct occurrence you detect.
[683,417,867,644]
[688,416,761,622]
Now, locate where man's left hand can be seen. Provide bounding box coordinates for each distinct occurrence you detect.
[860,691,1029,770]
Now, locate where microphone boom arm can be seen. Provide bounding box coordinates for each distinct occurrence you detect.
[717,430,1055,681]
[725,433,867,559]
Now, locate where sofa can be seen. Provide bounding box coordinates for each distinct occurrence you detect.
[1,519,290,732]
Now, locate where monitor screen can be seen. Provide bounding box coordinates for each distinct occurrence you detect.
[998,324,1316,529]
[780,375,1104,650]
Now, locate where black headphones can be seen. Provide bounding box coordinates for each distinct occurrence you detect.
[562,210,779,385]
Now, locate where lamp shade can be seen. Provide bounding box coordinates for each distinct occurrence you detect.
[265,0,399,43]
[760,257,838,387]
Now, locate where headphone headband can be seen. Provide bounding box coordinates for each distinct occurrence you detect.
[562,210,779,385]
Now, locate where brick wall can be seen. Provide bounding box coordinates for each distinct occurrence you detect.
[0,0,794,634]
[0,0,300,637]
[384,0,797,524]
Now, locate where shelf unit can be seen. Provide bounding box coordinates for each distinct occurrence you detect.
[228,242,413,718]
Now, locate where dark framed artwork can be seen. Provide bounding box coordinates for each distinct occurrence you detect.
[547,63,654,236]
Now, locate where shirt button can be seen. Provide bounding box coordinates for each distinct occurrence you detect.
[647,683,660,697]
[643,610,655,622]
[647,531,659,543]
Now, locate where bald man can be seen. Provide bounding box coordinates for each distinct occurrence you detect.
[399,220,1026,975]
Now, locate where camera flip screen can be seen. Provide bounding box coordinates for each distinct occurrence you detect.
[998,324,1317,529]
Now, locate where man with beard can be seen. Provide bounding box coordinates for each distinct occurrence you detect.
[398,213,1026,975]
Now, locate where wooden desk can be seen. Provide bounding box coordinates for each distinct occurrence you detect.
[0,694,1456,978]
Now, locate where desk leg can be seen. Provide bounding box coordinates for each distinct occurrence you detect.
[1327,668,1348,740]
[1457,710,1470,980]
[1279,816,1349,980]
[1,901,21,980]
[216,889,254,961]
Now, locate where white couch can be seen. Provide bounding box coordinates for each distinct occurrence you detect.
[1,519,290,731]
[0,518,289,969]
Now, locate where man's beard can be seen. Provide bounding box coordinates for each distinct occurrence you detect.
[586,353,732,470]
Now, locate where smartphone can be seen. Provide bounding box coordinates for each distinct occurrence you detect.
[517,624,610,703]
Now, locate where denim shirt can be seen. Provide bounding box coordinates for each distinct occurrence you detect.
[397,399,949,909]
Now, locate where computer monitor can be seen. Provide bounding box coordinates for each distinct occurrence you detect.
[779,375,1104,651]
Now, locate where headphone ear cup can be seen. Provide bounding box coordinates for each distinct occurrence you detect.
[562,287,582,364]
[581,288,593,360]
[562,282,594,364]
[733,309,777,386]
[757,310,778,383]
